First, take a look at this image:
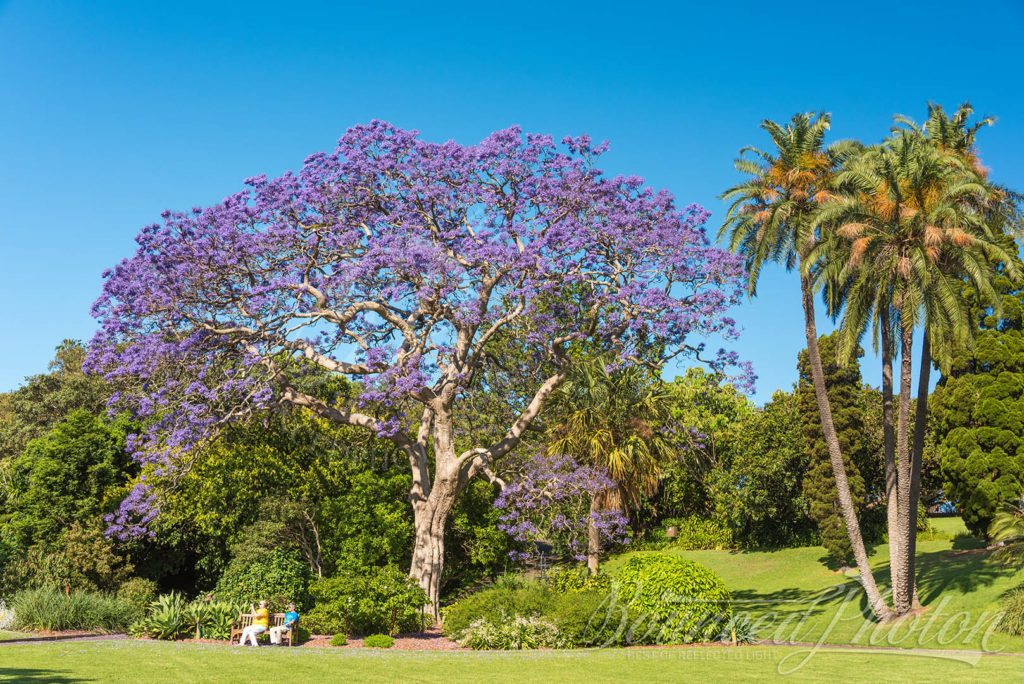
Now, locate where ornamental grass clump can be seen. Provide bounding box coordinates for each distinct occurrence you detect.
[616,553,731,643]
[11,587,130,633]
[997,588,1024,635]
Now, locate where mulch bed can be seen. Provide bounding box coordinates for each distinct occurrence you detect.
[302,628,462,650]
[175,627,462,650]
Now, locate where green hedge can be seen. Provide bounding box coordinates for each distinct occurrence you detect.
[616,553,731,643]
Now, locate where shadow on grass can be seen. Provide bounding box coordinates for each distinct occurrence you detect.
[915,546,1005,604]
[731,586,839,619]
[0,668,91,683]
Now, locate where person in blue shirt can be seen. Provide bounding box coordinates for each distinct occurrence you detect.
[269,603,299,646]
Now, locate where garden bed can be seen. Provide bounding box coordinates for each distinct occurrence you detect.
[302,628,461,650]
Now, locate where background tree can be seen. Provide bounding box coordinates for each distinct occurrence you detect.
[709,390,815,548]
[931,267,1024,537]
[87,123,747,615]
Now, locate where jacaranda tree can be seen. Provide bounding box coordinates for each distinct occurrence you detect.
[87,122,748,616]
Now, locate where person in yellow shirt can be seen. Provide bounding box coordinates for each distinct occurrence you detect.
[238,600,269,647]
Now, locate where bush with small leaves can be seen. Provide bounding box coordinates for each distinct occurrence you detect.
[547,566,611,595]
[441,585,548,640]
[362,634,395,648]
[330,633,347,646]
[616,553,731,643]
[118,578,158,623]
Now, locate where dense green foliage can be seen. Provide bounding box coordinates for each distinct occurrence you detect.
[303,565,428,636]
[614,553,731,643]
[709,390,814,547]
[329,633,347,646]
[932,273,1024,537]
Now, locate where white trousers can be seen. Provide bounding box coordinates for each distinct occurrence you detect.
[269,625,291,644]
[240,624,266,646]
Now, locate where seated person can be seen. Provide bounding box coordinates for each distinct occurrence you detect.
[237,600,269,647]
[270,603,299,646]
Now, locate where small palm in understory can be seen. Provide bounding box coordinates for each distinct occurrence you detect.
[546,357,680,573]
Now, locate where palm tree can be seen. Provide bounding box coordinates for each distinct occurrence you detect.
[546,356,679,574]
[813,126,1016,614]
[720,112,895,620]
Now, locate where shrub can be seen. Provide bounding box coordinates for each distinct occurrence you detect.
[363,633,395,648]
[0,600,16,631]
[547,566,611,594]
[718,614,759,644]
[458,613,564,650]
[118,578,158,622]
[616,553,731,643]
[304,565,427,636]
[998,588,1024,635]
[11,587,130,632]
[670,516,733,550]
[546,589,648,647]
[330,633,347,646]
[214,549,311,611]
[441,585,548,639]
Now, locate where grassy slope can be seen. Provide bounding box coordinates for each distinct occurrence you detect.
[603,520,1024,653]
[0,640,1022,683]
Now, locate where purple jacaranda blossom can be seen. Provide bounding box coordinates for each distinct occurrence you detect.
[495,452,631,562]
[85,122,750,606]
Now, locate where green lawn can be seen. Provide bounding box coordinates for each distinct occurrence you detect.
[0,640,1022,683]
[604,521,1023,653]
[0,630,29,641]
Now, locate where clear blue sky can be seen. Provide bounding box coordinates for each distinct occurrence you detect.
[1,0,1022,402]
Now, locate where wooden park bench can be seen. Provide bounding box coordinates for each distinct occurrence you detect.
[229,612,297,646]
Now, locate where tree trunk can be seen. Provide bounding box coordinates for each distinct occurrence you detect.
[409,473,458,622]
[587,493,602,575]
[408,407,462,622]
[880,308,903,598]
[892,321,915,615]
[907,331,931,609]
[800,276,894,621]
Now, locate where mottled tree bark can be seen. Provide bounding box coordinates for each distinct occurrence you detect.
[801,276,894,621]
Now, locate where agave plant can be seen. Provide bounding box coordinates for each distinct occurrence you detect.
[183,601,213,640]
[204,601,240,641]
[145,593,187,640]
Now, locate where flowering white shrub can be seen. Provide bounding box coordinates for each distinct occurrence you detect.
[458,612,565,650]
[0,600,16,631]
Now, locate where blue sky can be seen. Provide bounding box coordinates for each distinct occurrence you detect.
[1,0,1022,402]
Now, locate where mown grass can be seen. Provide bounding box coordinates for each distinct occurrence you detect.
[603,521,1024,653]
[0,639,1022,683]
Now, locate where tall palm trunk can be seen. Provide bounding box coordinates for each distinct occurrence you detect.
[801,275,894,621]
[893,321,915,614]
[907,331,931,609]
[880,309,903,595]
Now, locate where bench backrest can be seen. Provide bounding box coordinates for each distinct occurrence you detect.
[234,612,291,628]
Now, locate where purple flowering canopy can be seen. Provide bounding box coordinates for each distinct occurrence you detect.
[87,121,747,610]
[495,453,631,562]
